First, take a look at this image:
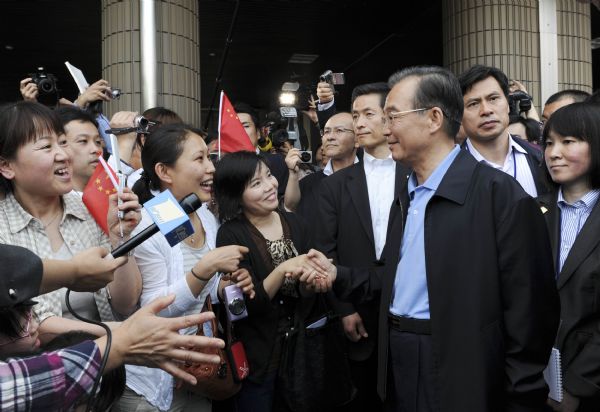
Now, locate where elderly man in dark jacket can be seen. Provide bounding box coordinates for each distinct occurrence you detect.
[304,66,560,412]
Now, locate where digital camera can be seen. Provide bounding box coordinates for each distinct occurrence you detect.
[223,284,248,322]
[108,88,122,100]
[299,150,312,163]
[319,70,345,86]
[29,67,58,95]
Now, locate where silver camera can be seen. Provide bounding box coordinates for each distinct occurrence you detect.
[319,70,345,86]
[223,284,248,322]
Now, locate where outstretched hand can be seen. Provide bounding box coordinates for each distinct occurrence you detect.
[107,294,225,385]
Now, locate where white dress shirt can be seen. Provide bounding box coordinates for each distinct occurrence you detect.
[465,135,538,197]
[323,156,359,176]
[126,201,220,410]
[363,152,396,259]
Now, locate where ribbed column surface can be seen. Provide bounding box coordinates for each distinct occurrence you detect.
[556,0,592,92]
[101,0,201,124]
[443,1,542,108]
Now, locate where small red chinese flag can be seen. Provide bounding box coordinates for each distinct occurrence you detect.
[82,158,118,234]
[218,91,255,154]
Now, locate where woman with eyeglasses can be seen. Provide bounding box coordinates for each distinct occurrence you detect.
[0,305,127,412]
[537,102,600,412]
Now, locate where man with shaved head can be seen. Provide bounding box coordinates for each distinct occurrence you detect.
[285,112,358,224]
[542,89,590,125]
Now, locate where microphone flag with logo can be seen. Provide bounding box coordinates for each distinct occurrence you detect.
[82,156,118,234]
[218,91,255,155]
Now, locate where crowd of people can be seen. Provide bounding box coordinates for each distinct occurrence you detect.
[0,61,598,412]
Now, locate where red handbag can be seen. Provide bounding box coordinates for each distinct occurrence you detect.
[180,295,249,399]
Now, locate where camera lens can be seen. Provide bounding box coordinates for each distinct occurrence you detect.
[300,152,311,162]
[110,89,122,99]
[228,298,246,316]
[38,79,54,93]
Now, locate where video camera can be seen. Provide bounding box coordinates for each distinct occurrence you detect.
[508,90,532,119]
[106,115,157,135]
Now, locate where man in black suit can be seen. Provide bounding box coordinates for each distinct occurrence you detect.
[315,82,407,411]
[304,66,560,411]
[458,65,548,197]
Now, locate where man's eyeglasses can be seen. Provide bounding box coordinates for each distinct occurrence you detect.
[0,309,33,347]
[382,108,431,127]
[320,127,354,137]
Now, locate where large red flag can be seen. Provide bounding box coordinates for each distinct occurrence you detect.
[82,157,118,234]
[218,91,255,154]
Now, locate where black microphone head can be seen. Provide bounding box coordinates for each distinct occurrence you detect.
[179,193,202,214]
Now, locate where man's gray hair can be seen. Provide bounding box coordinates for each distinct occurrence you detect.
[388,66,464,137]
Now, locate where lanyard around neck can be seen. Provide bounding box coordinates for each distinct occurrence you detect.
[465,142,517,179]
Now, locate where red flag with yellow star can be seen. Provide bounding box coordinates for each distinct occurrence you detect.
[82,158,118,234]
[218,91,255,154]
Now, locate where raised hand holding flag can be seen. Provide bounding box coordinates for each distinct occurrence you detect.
[82,156,118,234]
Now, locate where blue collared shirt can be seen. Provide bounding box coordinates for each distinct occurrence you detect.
[96,113,113,153]
[557,188,600,273]
[389,145,461,319]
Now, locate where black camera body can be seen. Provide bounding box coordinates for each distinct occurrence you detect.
[29,67,58,95]
[28,67,59,106]
[508,90,532,118]
[299,150,312,163]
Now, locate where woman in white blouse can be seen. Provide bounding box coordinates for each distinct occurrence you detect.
[114,123,254,412]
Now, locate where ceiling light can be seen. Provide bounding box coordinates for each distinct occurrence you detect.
[288,53,319,64]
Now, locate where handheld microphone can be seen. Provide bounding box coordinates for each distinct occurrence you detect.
[111,192,201,258]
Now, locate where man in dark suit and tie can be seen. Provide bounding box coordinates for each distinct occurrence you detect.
[315,82,408,411]
[303,66,560,412]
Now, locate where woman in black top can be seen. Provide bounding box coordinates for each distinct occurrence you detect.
[537,103,600,412]
[214,151,328,412]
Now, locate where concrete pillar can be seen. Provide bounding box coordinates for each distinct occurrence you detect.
[442,1,593,109]
[556,0,593,93]
[101,0,201,125]
[442,0,542,109]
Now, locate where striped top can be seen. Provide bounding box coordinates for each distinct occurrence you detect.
[557,188,600,273]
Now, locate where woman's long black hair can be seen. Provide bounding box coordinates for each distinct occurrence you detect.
[213,151,269,222]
